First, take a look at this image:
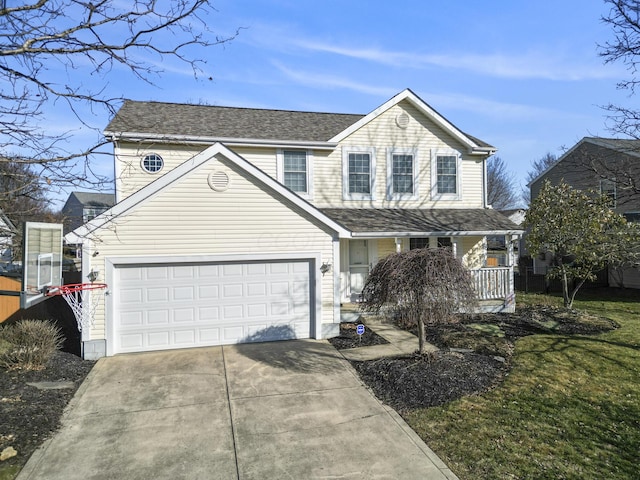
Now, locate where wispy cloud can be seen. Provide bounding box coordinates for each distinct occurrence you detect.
[424,92,588,121]
[272,62,398,97]
[294,40,621,82]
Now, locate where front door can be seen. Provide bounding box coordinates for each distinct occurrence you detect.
[349,240,369,300]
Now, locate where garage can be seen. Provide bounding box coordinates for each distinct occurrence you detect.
[111,259,313,354]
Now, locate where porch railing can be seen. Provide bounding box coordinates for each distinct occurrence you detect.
[470,267,514,301]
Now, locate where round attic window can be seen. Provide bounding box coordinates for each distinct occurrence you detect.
[208,171,230,192]
[141,153,164,173]
[395,113,410,129]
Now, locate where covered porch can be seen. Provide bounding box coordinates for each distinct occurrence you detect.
[321,208,523,313]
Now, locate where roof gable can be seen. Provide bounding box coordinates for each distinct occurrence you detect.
[329,89,495,155]
[104,90,494,152]
[66,143,349,242]
[70,192,116,207]
[529,136,640,187]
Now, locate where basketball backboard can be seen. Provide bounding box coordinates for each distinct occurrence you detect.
[20,222,63,309]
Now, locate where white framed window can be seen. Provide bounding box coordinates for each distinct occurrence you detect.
[600,179,617,207]
[431,149,461,200]
[82,206,108,223]
[342,147,376,200]
[141,153,164,174]
[277,149,313,198]
[387,148,418,200]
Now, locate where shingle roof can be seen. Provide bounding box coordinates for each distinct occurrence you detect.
[584,137,640,152]
[320,208,522,234]
[105,100,365,143]
[71,192,116,207]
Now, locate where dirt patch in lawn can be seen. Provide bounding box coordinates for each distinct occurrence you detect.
[0,352,95,473]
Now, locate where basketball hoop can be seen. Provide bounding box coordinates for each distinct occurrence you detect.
[46,283,108,332]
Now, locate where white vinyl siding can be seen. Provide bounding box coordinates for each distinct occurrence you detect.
[86,155,336,342]
[314,101,485,208]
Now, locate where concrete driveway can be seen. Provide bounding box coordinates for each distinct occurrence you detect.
[18,340,457,480]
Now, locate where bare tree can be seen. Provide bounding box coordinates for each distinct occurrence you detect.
[0,0,236,215]
[487,156,519,210]
[600,0,640,138]
[360,248,478,354]
[522,152,558,204]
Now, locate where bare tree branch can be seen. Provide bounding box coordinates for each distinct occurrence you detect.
[486,156,519,210]
[0,0,237,219]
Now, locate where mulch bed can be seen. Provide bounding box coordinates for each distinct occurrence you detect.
[0,352,95,471]
[327,322,389,350]
[352,351,508,412]
[340,305,618,413]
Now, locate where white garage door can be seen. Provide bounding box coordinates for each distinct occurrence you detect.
[113,260,312,354]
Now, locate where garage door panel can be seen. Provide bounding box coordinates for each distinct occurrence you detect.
[113,260,312,354]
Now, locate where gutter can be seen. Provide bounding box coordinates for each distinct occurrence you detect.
[104,131,338,151]
[350,230,525,238]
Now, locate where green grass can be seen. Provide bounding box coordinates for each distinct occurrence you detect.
[404,288,639,480]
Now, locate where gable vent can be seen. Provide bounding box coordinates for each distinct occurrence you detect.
[208,171,230,192]
[395,113,410,129]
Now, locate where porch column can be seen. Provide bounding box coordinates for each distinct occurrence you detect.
[394,237,402,253]
[507,237,514,267]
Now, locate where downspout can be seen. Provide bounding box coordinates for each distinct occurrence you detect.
[482,156,488,208]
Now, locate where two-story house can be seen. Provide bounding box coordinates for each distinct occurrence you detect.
[66,89,522,359]
[61,191,116,234]
[529,136,640,288]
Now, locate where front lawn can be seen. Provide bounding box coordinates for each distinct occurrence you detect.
[403,289,639,479]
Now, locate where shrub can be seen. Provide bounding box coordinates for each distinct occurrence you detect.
[0,320,64,371]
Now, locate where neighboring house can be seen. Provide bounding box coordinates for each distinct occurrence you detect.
[486,209,526,267]
[0,209,17,264]
[529,136,640,287]
[61,191,116,234]
[66,89,523,359]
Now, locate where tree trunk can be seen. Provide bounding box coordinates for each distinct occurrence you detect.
[417,317,425,354]
[561,268,571,308]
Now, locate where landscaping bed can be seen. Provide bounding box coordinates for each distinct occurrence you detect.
[345,304,617,412]
[327,321,389,350]
[0,351,94,476]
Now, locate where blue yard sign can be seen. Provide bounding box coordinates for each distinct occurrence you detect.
[356,324,365,336]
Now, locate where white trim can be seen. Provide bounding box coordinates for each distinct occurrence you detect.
[276,148,314,200]
[386,147,419,201]
[66,143,350,243]
[104,131,338,151]
[332,236,341,326]
[351,230,524,237]
[329,89,495,155]
[599,178,617,207]
[104,252,323,356]
[431,149,462,201]
[342,146,377,201]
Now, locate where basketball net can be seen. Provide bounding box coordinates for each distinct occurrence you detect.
[46,284,108,333]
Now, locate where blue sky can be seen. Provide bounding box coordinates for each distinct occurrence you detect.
[48,0,634,206]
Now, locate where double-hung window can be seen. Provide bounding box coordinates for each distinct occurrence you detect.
[278,150,312,198]
[387,148,418,200]
[431,150,461,200]
[343,147,376,200]
[600,179,617,208]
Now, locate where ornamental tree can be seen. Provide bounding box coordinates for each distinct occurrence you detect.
[360,247,477,354]
[524,180,629,308]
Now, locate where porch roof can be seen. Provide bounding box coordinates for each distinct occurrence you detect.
[320,208,523,237]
